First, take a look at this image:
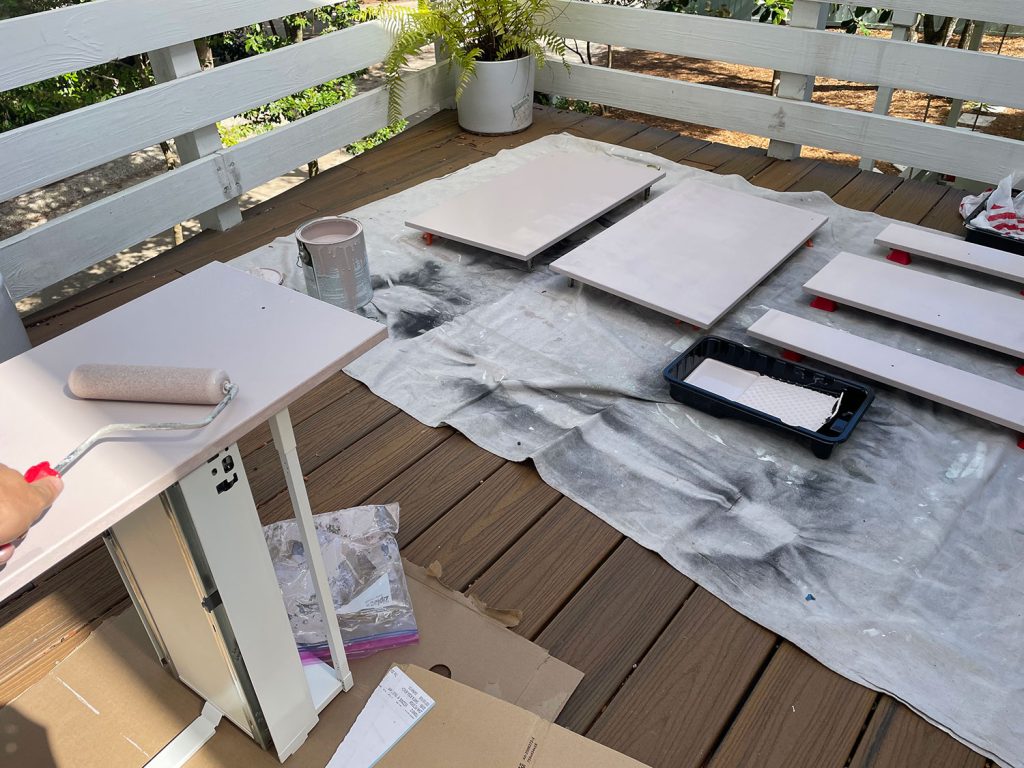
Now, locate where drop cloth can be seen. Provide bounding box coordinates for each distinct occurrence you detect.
[232,134,1024,767]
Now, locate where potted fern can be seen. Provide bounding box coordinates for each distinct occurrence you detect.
[369,0,567,135]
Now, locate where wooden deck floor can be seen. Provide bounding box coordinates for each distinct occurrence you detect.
[4,106,989,768]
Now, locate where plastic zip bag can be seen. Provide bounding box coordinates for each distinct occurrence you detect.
[263,503,418,661]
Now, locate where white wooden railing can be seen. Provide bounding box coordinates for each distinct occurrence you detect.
[540,0,1024,178]
[0,0,452,301]
[2,0,1024,304]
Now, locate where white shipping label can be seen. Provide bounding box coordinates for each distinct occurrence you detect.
[328,667,435,768]
[338,574,393,614]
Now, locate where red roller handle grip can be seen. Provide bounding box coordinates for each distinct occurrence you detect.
[24,462,59,483]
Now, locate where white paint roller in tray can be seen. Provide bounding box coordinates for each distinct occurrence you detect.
[23,364,238,482]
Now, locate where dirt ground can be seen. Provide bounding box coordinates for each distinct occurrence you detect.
[590,29,1024,169]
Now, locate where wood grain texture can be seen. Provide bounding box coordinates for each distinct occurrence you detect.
[1,66,448,300]
[546,0,1024,107]
[751,158,819,192]
[0,547,128,705]
[619,126,683,154]
[849,697,987,768]
[368,434,506,547]
[237,373,360,457]
[258,412,452,523]
[707,642,876,768]
[467,498,622,639]
[244,385,398,507]
[0,0,329,90]
[568,115,650,145]
[537,61,1024,184]
[831,173,902,211]
[786,162,860,196]
[715,148,776,180]
[3,108,989,768]
[654,134,712,163]
[873,178,950,224]
[0,22,391,202]
[402,462,562,591]
[588,588,776,768]
[538,540,696,734]
[918,187,971,235]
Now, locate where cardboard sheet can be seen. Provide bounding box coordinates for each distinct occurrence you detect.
[372,665,649,768]
[0,562,582,767]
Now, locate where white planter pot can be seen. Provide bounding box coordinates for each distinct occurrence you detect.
[0,273,30,364]
[457,55,535,135]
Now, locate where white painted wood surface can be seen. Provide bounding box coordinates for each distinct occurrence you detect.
[546,1,1024,111]
[767,0,827,161]
[0,0,331,91]
[535,62,1024,185]
[0,262,387,601]
[748,309,1024,432]
[875,223,1024,283]
[550,180,826,327]
[801,0,1024,27]
[859,9,919,171]
[0,66,449,301]
[405,154,666,261]
[0,21,392,203]
[148,42,242,232]
[803,252,1024,358]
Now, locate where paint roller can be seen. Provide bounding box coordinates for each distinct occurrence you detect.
[24,364,238,482]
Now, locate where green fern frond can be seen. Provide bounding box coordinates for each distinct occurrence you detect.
[376,0,568,118]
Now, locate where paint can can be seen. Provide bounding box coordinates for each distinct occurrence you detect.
[0,273,30,364]
[294,216,373,310]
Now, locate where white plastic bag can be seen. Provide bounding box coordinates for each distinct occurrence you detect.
[960,172,1024,241]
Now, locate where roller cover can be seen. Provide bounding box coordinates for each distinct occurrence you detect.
[68,364,230,405]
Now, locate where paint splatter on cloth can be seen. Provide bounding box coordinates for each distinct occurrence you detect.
[232,135,1024,768]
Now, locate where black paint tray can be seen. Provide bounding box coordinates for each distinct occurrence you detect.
[663,336,874,459]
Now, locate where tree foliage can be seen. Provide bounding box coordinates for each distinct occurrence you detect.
[751,1,891,31]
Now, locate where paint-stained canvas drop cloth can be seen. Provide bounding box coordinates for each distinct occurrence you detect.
[232,134,1024,768]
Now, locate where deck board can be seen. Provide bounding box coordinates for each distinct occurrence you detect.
[706,643,877,768]
[403,462,562,591]
[587,588,777,768]
[466,498,623,639]
[848,697,988,768]
[4,106,986,767]
[538,540,696,733]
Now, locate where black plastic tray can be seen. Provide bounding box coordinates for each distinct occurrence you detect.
[964,189,1024,256]
[663,336,874,459]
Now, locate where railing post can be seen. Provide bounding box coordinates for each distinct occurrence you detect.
[766,0,828,161]
[859,10,919,171]
[148,42,243,232]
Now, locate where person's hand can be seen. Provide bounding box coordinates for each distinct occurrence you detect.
[0,463,63,565]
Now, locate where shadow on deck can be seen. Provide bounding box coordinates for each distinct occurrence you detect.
[4,106,981,768]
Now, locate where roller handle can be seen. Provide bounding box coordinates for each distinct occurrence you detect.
[24,462,60,483]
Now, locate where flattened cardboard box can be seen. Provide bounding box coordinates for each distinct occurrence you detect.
[1,562,582,767]
[379,665,649,768]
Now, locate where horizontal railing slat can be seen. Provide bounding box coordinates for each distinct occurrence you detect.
[0,66,449,301]
[537,61,1024,184]
[0,21,392,205]
[548,1,1024,110]
[803,0,1024,27]
[0,0,333,91]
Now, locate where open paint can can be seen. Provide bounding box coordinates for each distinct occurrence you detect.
[0,273,30,364]
[295,216,372,310]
